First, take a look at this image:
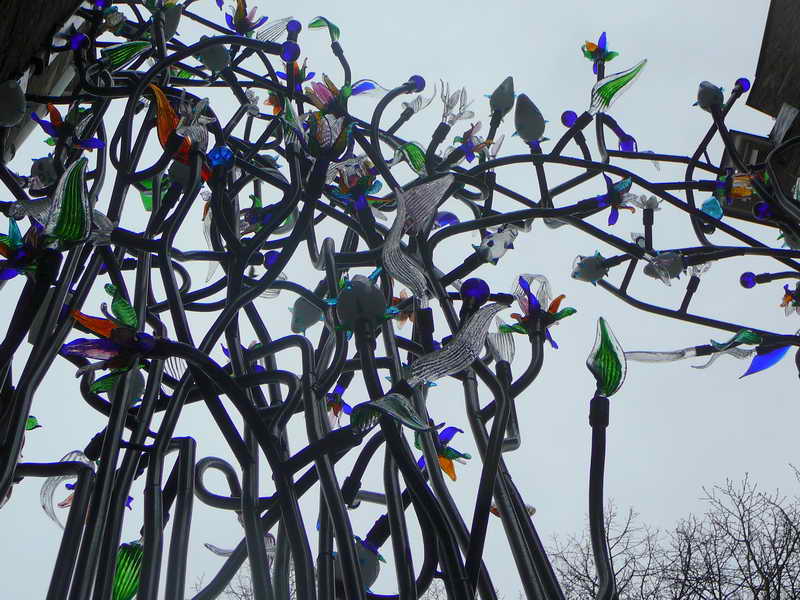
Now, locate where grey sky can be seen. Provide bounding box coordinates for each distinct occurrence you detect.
[0,1,793,598]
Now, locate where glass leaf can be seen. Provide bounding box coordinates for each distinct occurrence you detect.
[400,175,454,235]
[256,16,293,42]
[40,450,94,530]
[486,317,516,363]
[409,303,507,385]
[113,540,144,600]
[589,59,647,115]
[350,393,430,434]
[586,317,626,397]
[308,16,340,42]
[105,284,138,328]
[101,41,151,72]
[45,158,91,244]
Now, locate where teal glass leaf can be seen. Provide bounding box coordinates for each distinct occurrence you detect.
[586,317,626,397]
[138,174,171,211]
[101,41,152,72]
[45,158,91,244]
[105,284,138,328]
[740,345,790,379]
[350,393,431,435]
[589,59,647,115]
[308,16,340,42]
[113,540,144,600]
[710,329,762,352]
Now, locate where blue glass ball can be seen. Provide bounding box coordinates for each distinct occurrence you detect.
[460,278,490,304]
[561,110,577,127]
[280,41,301,62]
[263,251,280,268]
[753,201,773,220]
[739,272,756,289]
[286,20,302,33]
[70,33,89,50]
[735,77,751,92]
[408,75,425,92]
[207,146,234,167]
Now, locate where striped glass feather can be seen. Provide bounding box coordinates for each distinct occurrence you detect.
[589,59,647,115]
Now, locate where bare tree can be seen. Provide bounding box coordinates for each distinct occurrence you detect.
[549,474,800,600]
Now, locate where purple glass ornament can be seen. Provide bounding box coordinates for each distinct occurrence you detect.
[207,146,234,167]
[561,110,577,127]
[408,75,425,92]
[433,211,459,228]
[735,77,751,92]
[263,250,280,268]
[70,33,89,50]
[280,41,301,62]
[739,272,756,289]
[460,278,490,305]
[753,201,773,220]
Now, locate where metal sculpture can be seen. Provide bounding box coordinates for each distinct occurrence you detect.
[0,4,794,600]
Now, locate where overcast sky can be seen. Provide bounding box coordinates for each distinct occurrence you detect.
[2,1,795,598]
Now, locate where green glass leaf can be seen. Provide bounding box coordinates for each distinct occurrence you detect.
[90,371,123,394]
[138,175,171,211]
[101,41,152,72]
[605,51,619,62]
[105,284,138,328]
[308,16,340,42]
[45,158,90,244]
[586,317,626,397]
[589,59,647,115]
[350,393,431,435]
[112,540,144,600]
[399,142,426,174]
[710,329,762,352]
[25,416,41,430]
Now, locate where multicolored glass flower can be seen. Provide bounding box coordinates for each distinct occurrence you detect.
[581,32,619,75]
[31,104,105,151]
[589,175,636,226]
[450,122,492,163]
[0,219,41,282]
[325,383,352,424]
[781,283,800,316]
[304,75,384,114]
[276,58,315,93]
[500,275,576,348]
[222,0,267,36]
[61,284,155,376]
[415,424,471,481]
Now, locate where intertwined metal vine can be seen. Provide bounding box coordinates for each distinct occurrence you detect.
[0,2,796,599]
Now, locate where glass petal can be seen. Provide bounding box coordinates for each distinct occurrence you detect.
[486,318,516,363]
[256,16,293,42]
[438,426,463,446]
[105,284,138,328]
[740,346,790,379]
[61,337,120,360]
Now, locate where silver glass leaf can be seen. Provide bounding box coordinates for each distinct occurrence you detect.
[40,450,95,530]
[401,175,454,236]
[401,85,436,114]
[256,17,294,42]
[382,191,432,308]
[408,303,507,385]
[350,393,431,434]
[486,317,516,363]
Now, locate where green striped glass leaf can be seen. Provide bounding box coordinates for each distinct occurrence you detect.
[105,284,138,328]
[589,59,647,115]
[586,317,626,397]
[101,41,152,72]
[112,540,144,600]
[46,158,91,244]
